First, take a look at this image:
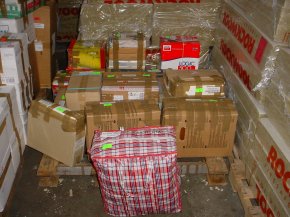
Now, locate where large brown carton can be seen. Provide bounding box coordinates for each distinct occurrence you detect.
[162,98,238,157]
[66,72,102,111]
[101,79,159,102]
[164,69,225,98]
[85,100,161,150]
[32,1,57,88]
[27,99,85,167]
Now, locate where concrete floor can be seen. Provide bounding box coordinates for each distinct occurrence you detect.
[8,147,244,217]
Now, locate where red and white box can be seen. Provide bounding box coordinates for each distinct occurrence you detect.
[160,36,200,70]
[90,126,182,217]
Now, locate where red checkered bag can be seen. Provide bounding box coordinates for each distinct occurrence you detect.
[90,126,181,217]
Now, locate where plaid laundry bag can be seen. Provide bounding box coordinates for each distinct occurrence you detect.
[90,126,182,216]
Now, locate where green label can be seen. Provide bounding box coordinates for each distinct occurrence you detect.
[61,95,66,100]
[143,73,151,77]
[209,99,218,102]
[195,88,204,93]
[165,36,171,39]
[103,103,112,107]
[91,71,101,75]
[107,74,115,78]
[54,107,67,113]
[102,143,113,150]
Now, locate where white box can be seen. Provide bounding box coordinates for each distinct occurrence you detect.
[0,155,15,212]
[0,85,22,128]
[0,42,25,85]
[0,13,34,34]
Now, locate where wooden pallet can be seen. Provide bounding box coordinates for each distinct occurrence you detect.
[37,155,95,187]
[229,159,263,217]
[37,155,229,187]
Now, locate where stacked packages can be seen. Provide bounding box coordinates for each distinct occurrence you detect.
[213,1,290,216]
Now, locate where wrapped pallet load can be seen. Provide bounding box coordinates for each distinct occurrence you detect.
[152,0,221,67]
[232,0,290,44]
[78,2,153,41]
[213,1,290,216]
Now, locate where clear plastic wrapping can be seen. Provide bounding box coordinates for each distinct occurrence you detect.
[152,2,221,58]
[57,0,83,42]
[79,3,153,41]
[232,0,290,44]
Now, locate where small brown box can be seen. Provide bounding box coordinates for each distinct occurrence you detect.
[85,100,161,150]
[162,98,238,158]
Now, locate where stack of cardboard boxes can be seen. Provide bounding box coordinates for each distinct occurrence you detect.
[0,97,21,212]
[213,1,290,216]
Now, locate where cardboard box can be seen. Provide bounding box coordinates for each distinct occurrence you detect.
[101,79,159,102]
[85,100,161,150]
[160,36,200,70]
[152,2,220,66]
[66,71,102,110]
[27,99,86,166]
[108,32,146,70]
[0,41,25,85]
[52,70,71,97]
[67,39,106,70]
[31,0,57,88]
[161,98,238,157]
[164,69,225,98]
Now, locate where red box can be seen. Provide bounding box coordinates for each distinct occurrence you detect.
[160,36,200,70]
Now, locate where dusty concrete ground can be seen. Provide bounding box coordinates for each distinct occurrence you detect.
[8,147,244,217]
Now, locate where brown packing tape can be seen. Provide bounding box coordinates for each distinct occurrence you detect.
[30,100,85,133]
[0,154,11,189]
[0,117,6,135]
[0,92,23,155]
[0,0,7,18]
[113,38,119,70]
[137,32,144,70]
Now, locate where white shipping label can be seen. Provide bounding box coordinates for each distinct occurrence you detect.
[203,86,220,95]
[34,23,44,29]
[38,99,53,107]
[128,91,144,100]
[34,41,43,52]
[186,86,196,96]
[113,95,123,101]
[58,100,65,107]
[100,131,121,139]
[74,137,85,150]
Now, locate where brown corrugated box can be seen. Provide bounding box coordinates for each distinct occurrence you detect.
[66,72,102,111]
[162,98,238,157]
[101,79,159,102]
[164,69,225,98]
[27,99,85,167]
[85,100,161,150]
[31,0,57,88]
